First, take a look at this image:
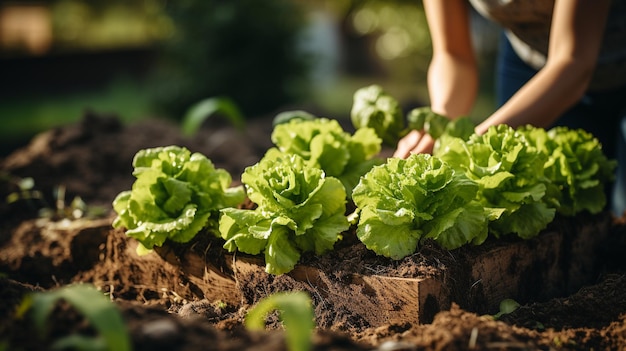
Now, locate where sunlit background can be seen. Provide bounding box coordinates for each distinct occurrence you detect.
[0,0,499,156]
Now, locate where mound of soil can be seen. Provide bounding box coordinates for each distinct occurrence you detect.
[1,113,626,350]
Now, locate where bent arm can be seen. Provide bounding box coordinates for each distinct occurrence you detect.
[476,0,611,134]
[394,0,477,158]
[424,0,478,118]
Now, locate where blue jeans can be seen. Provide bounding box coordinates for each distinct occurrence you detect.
[496,33,626,216]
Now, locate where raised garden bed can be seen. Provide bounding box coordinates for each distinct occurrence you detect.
[2,113,625,350]
[155,210,612,325]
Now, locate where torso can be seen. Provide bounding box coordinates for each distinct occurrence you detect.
[469,0,626,91]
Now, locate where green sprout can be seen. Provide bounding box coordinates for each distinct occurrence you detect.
[4,173,104,220]
[245,291,314,351]
[181,96,246,136]
[493,298,521,320]
[17,284,131,351]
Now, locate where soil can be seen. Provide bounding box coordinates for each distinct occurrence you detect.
[1,112,626,351]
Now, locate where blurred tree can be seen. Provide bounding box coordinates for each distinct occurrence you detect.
[342,0,431,85]
[49,0,171,51]
[148,0,313,120]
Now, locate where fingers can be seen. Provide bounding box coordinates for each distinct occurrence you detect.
[393,130,422,158]
[393,130,435,158]
[414,134,435,155]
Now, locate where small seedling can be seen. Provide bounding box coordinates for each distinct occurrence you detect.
[181,96,246,136]
[245,291,314,351]
[4,173,105,220]
[17,283,131,351]
[4,175,47,210]
[493,298,521,320]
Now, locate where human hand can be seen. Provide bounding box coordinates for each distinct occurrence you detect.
[393,129,435,158]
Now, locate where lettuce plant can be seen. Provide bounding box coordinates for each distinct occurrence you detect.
[435,125,555,239]
[271,117,383,195]
[351,153,488,259]
[351,84,475,147]
[112,146,245,254]
[520,126,616,215]
[351,84,405,146]
[219,149,350,274]
[407,106,475,142]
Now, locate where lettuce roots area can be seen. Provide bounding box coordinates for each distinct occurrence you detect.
[1,113,626,351]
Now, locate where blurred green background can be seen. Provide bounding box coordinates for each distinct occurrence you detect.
[0,0,498,156]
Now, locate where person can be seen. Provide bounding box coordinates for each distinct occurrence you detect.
[393,0,626,216]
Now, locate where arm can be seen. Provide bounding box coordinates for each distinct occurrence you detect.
[424,0,478,118]
[394,0,478,158]
[475,0,611,134]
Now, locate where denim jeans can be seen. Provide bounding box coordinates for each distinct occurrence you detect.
[495,32,626,216]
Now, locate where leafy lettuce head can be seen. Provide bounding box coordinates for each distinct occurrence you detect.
[112,146,245,254]
[436,125,554,239]
[219,149,349,274]
[350,84,405,146]
[520,126,616,215]
[351,153,487,259]
[271,117,382,195]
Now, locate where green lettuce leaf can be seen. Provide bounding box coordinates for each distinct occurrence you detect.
[436,125,555,239]
[351,84,405,146]
[270,117,383,195]
[112,146,245,254]
[350,85,476,148]
[520,125,617,215]
[352,154,487,259]
[219,150,350,274]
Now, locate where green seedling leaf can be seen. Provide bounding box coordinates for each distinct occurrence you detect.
[6,176,43,204]
[272,110,317,127]
[493,298,520,319]
[246,292,314,351]
[182,96,246,136]
[5,192,20,204]
[28,284,131,351]
[18,177,35,191]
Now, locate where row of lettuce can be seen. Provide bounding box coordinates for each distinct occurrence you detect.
[112,85,616,275]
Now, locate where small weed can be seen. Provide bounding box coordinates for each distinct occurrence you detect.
[17,283,131,351]
[181,96,246,137]
[4,173,106,220]
[245,291,314,351]
[492,299,521,320]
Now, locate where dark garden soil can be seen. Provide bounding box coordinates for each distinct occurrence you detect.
[1,112,626,350]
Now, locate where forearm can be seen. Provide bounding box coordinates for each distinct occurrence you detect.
[476,58,593,134]
[427,53,478,119]
[476,0,609,135]
[423,0,477,120]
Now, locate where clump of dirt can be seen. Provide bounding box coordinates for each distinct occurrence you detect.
[1,113,626,350]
